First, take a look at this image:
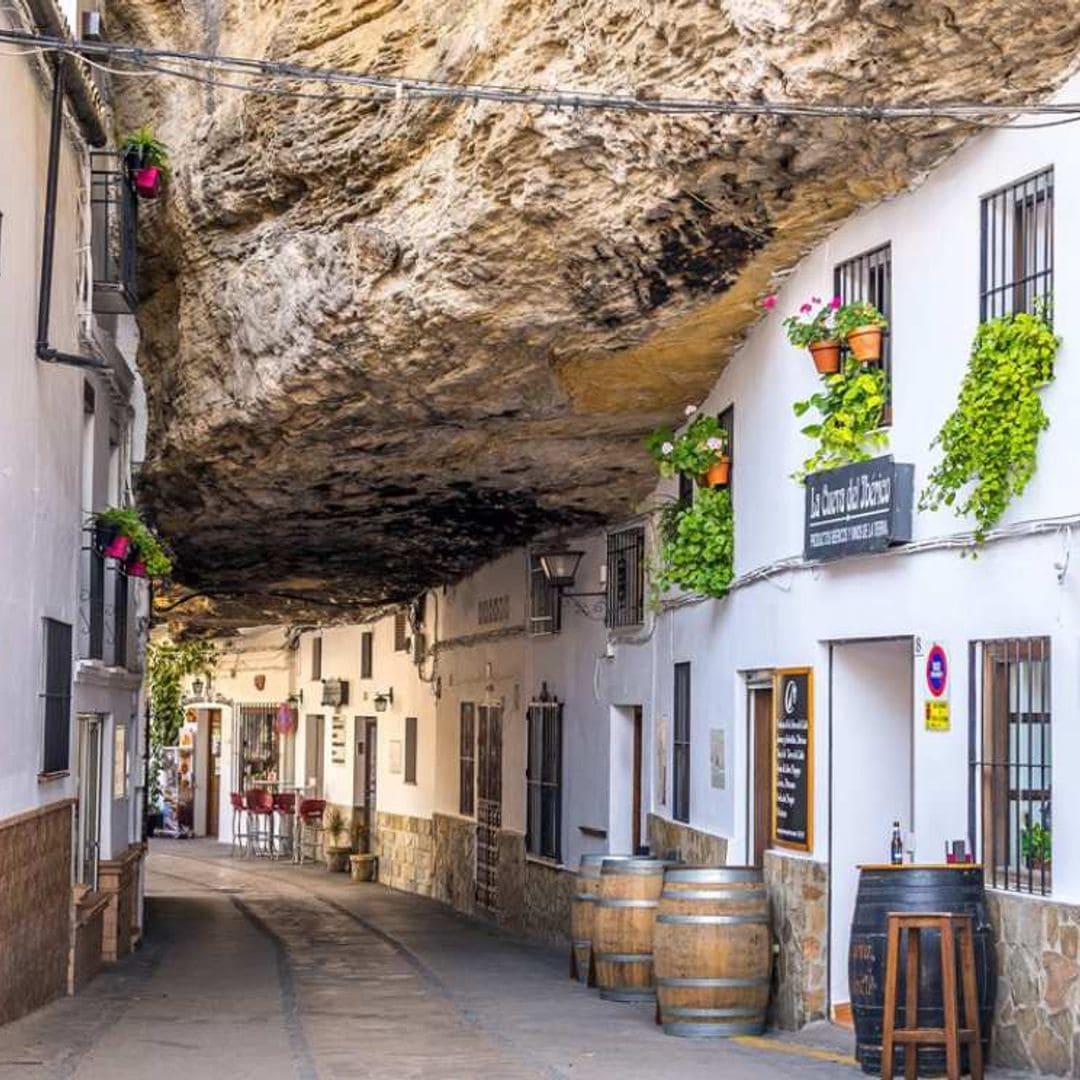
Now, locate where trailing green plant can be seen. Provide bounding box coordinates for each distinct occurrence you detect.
[646,406,728,479]
[781,295,841,348]
[92,505,173,577]
[920,310,1059,543]
[121,125,171,174]
[147,639,217,807]
[1021,821,1051,866]
[653,487,734,600]
[834,299,888,338]
[792,359,889,479]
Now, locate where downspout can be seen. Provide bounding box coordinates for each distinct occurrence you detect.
[142,581,154,840]
[36,56,107,372]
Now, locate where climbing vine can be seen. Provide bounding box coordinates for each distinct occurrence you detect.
[920,310,1060,543]
[792,359,889,479]
[654,487,735,600]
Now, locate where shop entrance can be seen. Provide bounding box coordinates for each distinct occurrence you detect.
[745,678,774,869]
[609,705,643,855]
[828,638,914,1019]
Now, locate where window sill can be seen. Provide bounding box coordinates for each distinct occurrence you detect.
[38,770,70,783]
[525,853,566,871]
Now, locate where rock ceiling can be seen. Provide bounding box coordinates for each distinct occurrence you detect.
[108,0,1080,631]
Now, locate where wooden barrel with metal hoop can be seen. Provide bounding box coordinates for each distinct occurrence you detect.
[570,854,631,984]
[592,858,668,1001]
[653,866,772,1037]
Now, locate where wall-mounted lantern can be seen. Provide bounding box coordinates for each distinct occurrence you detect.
[374,688,394,712]
[536,546,606,616]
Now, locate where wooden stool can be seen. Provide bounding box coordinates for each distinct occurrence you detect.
[881,912,983,1080]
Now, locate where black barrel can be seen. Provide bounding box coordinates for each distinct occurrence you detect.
[849,865,994,1075]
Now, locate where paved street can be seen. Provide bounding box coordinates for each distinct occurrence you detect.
[0,841,1025,1080]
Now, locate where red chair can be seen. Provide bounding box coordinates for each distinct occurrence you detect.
[229,792,247,857]
[273,792,297,861]
[245,788,275,857]
[298,798,326,866]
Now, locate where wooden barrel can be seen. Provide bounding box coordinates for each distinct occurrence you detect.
[654,867,772,1037]
[592,858,667,1001]
[570,854,631,984]
[849,865,995,1075]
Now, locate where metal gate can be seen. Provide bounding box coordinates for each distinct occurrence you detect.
[475,704,503,912]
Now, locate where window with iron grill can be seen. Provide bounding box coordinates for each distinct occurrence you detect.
[605,527,645,629]
[87,548,105,660]
[237,703,278,784]
[526,697,563,861]
[405,716,418,784]
[673,662,691,824]
[90,152,138,315]
[42,619,73,774]
[718,404,735,495]
[311,636,322,681]
[835,243,893,421]
[113,568,128,669]
[459,702,475,816]
[528,554,562,636]
[360,631,373,679]
[973,637,1051,895]
[394,611,409,652]
[980,168,1053,321]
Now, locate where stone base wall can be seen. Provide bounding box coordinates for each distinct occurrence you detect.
[764,850,828,1030]
[431,813,476,917]
[647,813,728,865]
[375,811,433,896]
[98,843,144,963]
[987,890,1080,1074]
[494,830,526,928]
[69,890,107,994]
[0,801,73,1025]
[523,858,575,946]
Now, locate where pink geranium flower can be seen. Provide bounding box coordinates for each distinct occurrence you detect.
[800,303,813,314]
[830,295,842,310]
[761,294,778,310]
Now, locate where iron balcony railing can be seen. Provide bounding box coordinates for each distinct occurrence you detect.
[91,151,138,314]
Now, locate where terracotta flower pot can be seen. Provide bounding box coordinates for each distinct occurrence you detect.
[133,165,162,200]
[350,854,377,883]
[697,457,731,489]
[104,534,133,560]
[846,325,883,363]
[808,340,842,375]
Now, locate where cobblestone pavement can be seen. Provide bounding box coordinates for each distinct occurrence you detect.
[0,841,1020,1079]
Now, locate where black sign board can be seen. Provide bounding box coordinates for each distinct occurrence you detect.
[772,668,813,853]
[804,456,914,562]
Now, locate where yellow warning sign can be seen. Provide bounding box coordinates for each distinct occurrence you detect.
[925,701,950,732]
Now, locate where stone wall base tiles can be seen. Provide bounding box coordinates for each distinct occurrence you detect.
[494,830,525,930]
[0,801,73,1025]
[431,813,477,917]
[763,851,828,1030]
[647,814,728,865]
[98,843,144,963]
[523,859,575,946]
[988,890,1080,1075]
[69,891,108,994]
[374,811,434,897]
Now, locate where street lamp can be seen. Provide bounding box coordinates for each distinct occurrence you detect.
[192,677,205,699]
[373,688,394,712]
[538,549,585,589]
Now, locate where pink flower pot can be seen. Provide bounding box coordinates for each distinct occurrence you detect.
[126,560,147,579]
[104,534,133,560]
[134,166,162,200]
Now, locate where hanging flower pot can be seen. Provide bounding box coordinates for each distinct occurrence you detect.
[697,456,731,489]
[809,340,842,375]
[104,533,133,560]
[125,555,148,578]
[133,166,163,200]
[95,521,120,553]
[846,325,883,363]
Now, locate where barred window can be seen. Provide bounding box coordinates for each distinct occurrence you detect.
[528,554,562,636]
[42,619,73,775]
[975,638,1051,895]
[360,631,373,679]
[526,695,563,861]
[459,702,475,816]
[606,527,645,629]
[311,636,322,681]
[980,168,1053,321]
[404,716,418,784]
[673,662,691,824]
[835,243,892,421]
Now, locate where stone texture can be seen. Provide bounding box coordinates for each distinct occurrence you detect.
[374,810,434,896]
[104,1,1080,629]
[98,843,145,963]
[763,850,828,1030]
[69,890,108,994]
[987,890,1080,1075]
[494,829,526,930]
[522,858,575,946]
[647,813,727,864]
[431,812,477,917]
[0,801,73,1025]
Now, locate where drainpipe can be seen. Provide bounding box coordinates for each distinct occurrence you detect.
[142,580,154,841]
[36,57,107,373]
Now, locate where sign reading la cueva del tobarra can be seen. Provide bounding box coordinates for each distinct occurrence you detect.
[804,455,915,561]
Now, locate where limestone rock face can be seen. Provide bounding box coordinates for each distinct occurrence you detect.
[109,0,1080,628]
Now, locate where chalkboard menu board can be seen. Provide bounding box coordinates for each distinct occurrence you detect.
[772,668,814,852]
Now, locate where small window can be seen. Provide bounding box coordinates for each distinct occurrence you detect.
[677,472,694,509]
[86,548,105,660]
[528,554,562,636]
[311,636,322,681]
[459,703,475,816]
[404,716,418,784]
[605,527,645,629]
[394,611,409,652]
[717,404,735,495]
[360,631,373,679]
[526,696,563,861]
[42,619,73,774]
[981,168,1053,321]
[673,662,691,823]
[835,243,893,421]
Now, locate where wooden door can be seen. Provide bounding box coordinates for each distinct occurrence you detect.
[206,710,221,837]
[363,719,378,854]
[632,707,643,854]
[305,714,325,795]
[751,688,774,868]
[476,704,503,912]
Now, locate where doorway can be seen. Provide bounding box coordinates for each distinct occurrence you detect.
[305,714,325,796]
[746,681,774,869]
[206,709,221,837]
[828,638,914,1016]
[610,706,644,855]
[358,717,377,854]
[75,714,104,889]
[476,703,503,912]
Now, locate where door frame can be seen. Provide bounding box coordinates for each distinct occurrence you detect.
[362,717,378,854]
[75,713,104,890]
[743,673,774,868]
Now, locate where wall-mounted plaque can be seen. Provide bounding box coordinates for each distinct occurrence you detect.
[331,715,347,765]
[772,668,814,853]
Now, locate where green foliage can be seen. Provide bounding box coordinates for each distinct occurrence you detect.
[654,488,735,599]
[1021,822,1051,865]
[835,299,888,338]
[93,505,173,578]
[325,806,348,846]
[792,359,889,479]
[646,410,728,479]
[122,125,171,173]
[147,639,217,806]
[920,311,1059,543]
[782,297,840,348]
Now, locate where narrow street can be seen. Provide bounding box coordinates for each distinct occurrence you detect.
[0,842,860,1080]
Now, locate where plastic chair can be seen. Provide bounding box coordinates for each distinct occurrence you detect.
[297,798,326,866]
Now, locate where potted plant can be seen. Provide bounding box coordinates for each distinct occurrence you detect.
[646,407,730,489]
[780,295,843,374]
[121,126,170,201]
[836,300,888,363]
[324,806,351,872]
[1021,821,1051,873]
[348,819,377,881]
[92,506,141,560]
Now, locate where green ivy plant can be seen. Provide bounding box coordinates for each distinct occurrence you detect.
[920,310,1059,543]
[93,506,174,578]
[1021,821,1051,866]
[792,359,889,479]
[654,488,734,599]
[646,408,728,479]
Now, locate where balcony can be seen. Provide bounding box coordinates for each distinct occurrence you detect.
[91,152,138,315]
